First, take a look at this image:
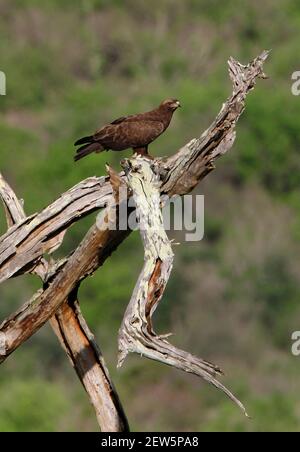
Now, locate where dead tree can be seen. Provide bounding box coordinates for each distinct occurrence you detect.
[0,52,269,431]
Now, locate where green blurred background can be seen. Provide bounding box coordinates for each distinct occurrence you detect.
[0,0,300,432]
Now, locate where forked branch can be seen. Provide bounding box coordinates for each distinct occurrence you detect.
[0,172,129,432]
[118,156,248,416]
[0,51,269,428]
[0,51,269,285]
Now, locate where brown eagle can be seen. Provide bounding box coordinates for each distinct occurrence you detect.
[74,98,180,161]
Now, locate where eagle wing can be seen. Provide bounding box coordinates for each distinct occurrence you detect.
[110,112,145,125]
[93,120,165,150]
[110,115,128,125]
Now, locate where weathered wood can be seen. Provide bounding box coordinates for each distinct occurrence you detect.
[50,293,129,432]
[0,194,131,362]
[118,156,248,416]
[0,172,48,279]
[0,51,269,286]
[0,172,25,226]
[0,173,129,432]
[0,51,269,424]
[0,176,112,283]
[161,51,269,196]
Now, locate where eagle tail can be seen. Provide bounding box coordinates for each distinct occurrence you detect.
[74,141,105,161]
[74,135,93,146]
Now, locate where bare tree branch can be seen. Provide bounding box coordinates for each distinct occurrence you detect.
[161,51,269,196]
[0,172,48,279]
[0,51,269,424]
[0,190,131,363]
[0,51,269,285]
[118,156,248,416]
[50,293,129,432]
[0,48,268,368]
[0,176,112,283]
[0,173,129,432]
[0,172,26,226]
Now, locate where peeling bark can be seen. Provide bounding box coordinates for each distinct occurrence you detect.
[0,176,112,283]
[0,52,268,285]
[0,51,269,428]
[0,171,129,432]
[50,293,129,432]
[118,156,248,416]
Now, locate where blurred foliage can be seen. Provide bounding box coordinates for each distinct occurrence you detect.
[0,378,70,432]
[0,0,300,432]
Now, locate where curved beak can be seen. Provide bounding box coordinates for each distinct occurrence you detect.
[176,100,181,108]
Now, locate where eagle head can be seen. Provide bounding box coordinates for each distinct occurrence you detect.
[160,98,181,111]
